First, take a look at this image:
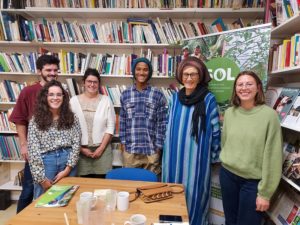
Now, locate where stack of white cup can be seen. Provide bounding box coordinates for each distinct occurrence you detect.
[76,192,97,224]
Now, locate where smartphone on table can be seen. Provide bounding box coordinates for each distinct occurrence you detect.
[159,214,183,223]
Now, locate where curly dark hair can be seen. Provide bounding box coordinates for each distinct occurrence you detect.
[34,80,75,131]
[36,55,60,71]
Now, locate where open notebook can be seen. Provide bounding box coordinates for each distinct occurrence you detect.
[35,185,79,208]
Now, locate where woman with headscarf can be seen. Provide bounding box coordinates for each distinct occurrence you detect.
[162,57,221,225]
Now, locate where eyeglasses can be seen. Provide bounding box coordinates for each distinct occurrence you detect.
[86,80,99,85]
[182,72,199,80]
[47,93,64,98]
[236,83,255,89]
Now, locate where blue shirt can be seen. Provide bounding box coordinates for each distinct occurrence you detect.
[120,84,167,155]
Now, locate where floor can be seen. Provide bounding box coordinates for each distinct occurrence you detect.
[0,202,17,225]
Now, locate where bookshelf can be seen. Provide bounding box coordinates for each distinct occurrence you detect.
[267,7,300,224]
[0,5,264,201]
[271,13,300,38]
[1,7,265,19]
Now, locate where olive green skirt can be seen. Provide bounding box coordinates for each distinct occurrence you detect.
[77,144,112,176]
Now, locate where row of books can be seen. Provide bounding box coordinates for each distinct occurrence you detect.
[66,76,178,104]
[269,33,300,72]
[265,87,300,130]
[0,12,263,44]
[275,0,300,26]
[0,76,178,106]
[0,135,21,160]
[266,0,300,27]
[0,52,37,73]
[0,109,15,131]
[0,49,183,77]
[0,80,27,102]
[1,0,264,9]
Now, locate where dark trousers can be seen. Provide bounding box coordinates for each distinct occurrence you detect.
[219,166,263,225]
[16,162,34,213]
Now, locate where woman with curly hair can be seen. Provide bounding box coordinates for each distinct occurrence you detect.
[27,80,81,199]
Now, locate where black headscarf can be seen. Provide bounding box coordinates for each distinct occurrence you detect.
[176,57,212,142]
[178,84,209,142]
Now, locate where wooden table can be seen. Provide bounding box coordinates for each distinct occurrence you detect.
[6,177,189,225]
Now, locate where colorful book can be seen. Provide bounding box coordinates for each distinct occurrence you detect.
[273,88,300,122]
[35,185,79,208]
[282,93,300,130]
[265,86,283,108]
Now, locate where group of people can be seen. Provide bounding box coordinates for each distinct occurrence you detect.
[9,53,283,225]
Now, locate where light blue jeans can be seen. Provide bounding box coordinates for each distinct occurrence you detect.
[33,147,77,199]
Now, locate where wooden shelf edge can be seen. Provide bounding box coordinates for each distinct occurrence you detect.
[281,123,300,132]
[0,180,22,191]
[270,66,300,76]
[0,159,24,163]
[281,175,300,192]
[0,131,18,134]
[271,13,300,37]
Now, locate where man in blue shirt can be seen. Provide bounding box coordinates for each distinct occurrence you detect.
[119,57,167,175]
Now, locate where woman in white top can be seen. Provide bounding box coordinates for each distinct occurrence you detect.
[70,68,116,178]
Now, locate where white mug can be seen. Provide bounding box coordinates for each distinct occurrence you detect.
[117,191,129,211]
[124,214,147,225]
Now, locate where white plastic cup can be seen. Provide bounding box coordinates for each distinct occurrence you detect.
[80,192,97,208]
[105,189,117,211]
[117,191,129,211]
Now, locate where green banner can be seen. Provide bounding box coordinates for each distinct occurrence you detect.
[182,24,271,115]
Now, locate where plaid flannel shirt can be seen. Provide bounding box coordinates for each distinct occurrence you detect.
[120,85,167,155]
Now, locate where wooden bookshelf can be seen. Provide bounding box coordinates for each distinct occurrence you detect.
[0,5,265,200]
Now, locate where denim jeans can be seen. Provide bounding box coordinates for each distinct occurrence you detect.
[33,147,77,199]
[16,162,34,213]
[219,166,263,225]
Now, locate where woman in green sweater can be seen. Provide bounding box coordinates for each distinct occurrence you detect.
[220,71,282,225]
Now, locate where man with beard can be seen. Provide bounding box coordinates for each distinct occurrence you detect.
[9,55,60,213]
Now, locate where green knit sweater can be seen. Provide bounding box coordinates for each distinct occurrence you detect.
[220,105,283,200]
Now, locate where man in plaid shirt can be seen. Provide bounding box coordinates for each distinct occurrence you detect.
[120,57,167,175]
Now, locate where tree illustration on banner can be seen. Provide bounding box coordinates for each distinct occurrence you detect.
[182,24,271,118]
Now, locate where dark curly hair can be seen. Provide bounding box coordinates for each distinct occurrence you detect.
[36,55,60,71]
[34,80,75,131]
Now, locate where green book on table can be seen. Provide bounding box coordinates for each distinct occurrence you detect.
[35,184,79,208]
